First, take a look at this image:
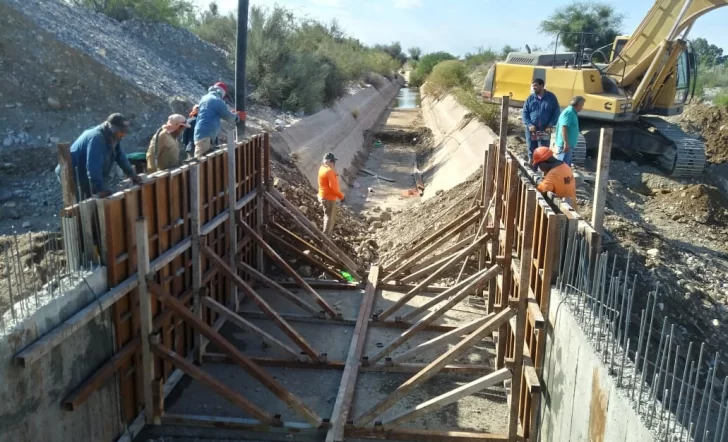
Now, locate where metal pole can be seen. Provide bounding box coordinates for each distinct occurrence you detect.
[235,0,249,140]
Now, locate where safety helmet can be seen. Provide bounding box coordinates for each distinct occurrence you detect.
[213,82,228,95]
[532,146,553,166]
[323,152,338,162]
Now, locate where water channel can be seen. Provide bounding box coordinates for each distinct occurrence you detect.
[393,87,421,109]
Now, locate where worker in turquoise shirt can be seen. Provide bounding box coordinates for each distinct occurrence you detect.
[553,96,585,166]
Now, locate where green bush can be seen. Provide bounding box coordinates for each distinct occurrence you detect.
[71,0,195,26]
[714,93,728,107]
[189,4,400,113]
[463,48,498,69]
[409,51,456,87]
[423,60,472,97]
[452,88,504,131]
[695,65,728,97]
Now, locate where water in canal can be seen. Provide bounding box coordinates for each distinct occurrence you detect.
[394,87,421,109]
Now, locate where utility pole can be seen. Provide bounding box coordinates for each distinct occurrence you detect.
[235,0,249,141]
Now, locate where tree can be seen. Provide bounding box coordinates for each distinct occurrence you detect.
[71,0,196,26]
[408,46,422,61]
[501,45,520,58]
[539,1,623,52]
[691,37,725,67]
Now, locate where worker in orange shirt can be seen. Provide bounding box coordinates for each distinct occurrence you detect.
[318,152,345,236]
[531,147,577,207]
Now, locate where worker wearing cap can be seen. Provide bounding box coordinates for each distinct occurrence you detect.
[146,114,190,172]
[193,82,244,157]
[522,78,560,164]
[552,96,585,166]
[56,113,141,200]
[318,152,345,236]
[531,146,577,207]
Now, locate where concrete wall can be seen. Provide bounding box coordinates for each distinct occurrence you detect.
[419,91,498,199]
[539,289,655,442]
[0,269,126,442]
[270,76,404,188]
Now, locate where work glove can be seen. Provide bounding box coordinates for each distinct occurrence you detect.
[236,111,246,122]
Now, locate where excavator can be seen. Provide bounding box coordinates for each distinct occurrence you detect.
[481,0,725,177]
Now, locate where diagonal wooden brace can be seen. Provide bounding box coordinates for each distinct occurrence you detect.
[147,281,324,427]
[353,306,516,428]
[270,221,340,269]
[265,232,343,281]
[200,245,322,362]
[377,235,490,321]
[150,342,276,424]
[391,314,496,363]
[237,261,320,316]
[368,265,501,365]
[238,217,338,318]
[202,296,301,360]
[381,367,512,429]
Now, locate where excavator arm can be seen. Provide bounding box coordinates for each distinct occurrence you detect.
[606,0,728,111]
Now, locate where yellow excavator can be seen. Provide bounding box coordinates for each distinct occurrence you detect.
[481,0,726,177]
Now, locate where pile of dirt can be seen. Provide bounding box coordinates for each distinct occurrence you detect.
[676,104,728,164]
[376,169,482,267]
[269,157,374,272]
[649,184,728,226]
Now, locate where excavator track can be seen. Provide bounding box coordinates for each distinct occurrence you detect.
[641,117,706,177]
[573,134,587,167]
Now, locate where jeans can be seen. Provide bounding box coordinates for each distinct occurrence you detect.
[525,129,550,164]
[555,145,573,166]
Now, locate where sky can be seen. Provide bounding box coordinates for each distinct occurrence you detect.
[197,0,728,56]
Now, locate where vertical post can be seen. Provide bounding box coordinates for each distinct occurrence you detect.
[135,218,155,424]
[227,133,239,309]
[57,143,77,207]
[235,0,249,140]
[591,127,613,252]
[190,164,205,362]
[263,132,271,224]
[509,188,536,439]
[256,137,265,271]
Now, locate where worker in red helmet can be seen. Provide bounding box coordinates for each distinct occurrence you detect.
[213,82,228,97]
[531,146,577,207]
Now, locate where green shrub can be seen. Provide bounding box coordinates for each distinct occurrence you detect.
[423,60,472,98]
[463,48,498,69]
[409,51,456,87]
[71,0,195,26]
[189,4,400,113]
[695,65,728,97]
[714,93,728,107]
[452,88,504,131]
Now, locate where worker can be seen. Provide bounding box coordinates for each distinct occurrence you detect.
[182,104,199,157]
[318,152,345,236]
[553,96,585,167]
[56,113,141,200]
[522,78,560,164]
[531,146,577,207]
[146,114,190,173]
[193,82,244,157]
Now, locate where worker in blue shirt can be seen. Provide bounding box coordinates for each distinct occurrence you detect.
[522,78,560,164]
[56,113,141,200]
[554,96,585,167]
[193,82,245,157]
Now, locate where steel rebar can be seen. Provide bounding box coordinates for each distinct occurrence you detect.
[674,342,694,437]
[689,343,707,440]
[633,308,648,399]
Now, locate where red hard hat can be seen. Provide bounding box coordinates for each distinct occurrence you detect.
[213,81,228,94]
[532,146,553,165]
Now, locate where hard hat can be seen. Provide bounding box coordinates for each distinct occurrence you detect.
[213,82,228,94]
[323,152,338,162]
[532,146,553,166]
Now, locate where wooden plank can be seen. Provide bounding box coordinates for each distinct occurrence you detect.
[255,136,265,271]
[346,425,509,442]
[189,163,205,363]
[382,209,480,283]
[591,127,612,252]
[135,218,155,424]
[267,189,361,278]
[237,261,320,316]
[326,265,379,442]
[227,134,239,309]
[381,368,511,429]
[148,281,323,427]
[391,315,495,363]
[368,266,501,365]
[265,232,342,281]
[353,307,516,427]
[202,296,300,360]
[409,234,475,274]
[377,235,489,321]
[270,221,340,269]
[508,187,536,439]
[201,245,321,362]
[78,200,97,264]
[238,219,337,318]
[159,413,316,433]
[57,143,77,206]
[150,343,274,423]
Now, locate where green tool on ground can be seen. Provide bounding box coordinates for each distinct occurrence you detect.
[340,271,355,282]
[373,140,383,148]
